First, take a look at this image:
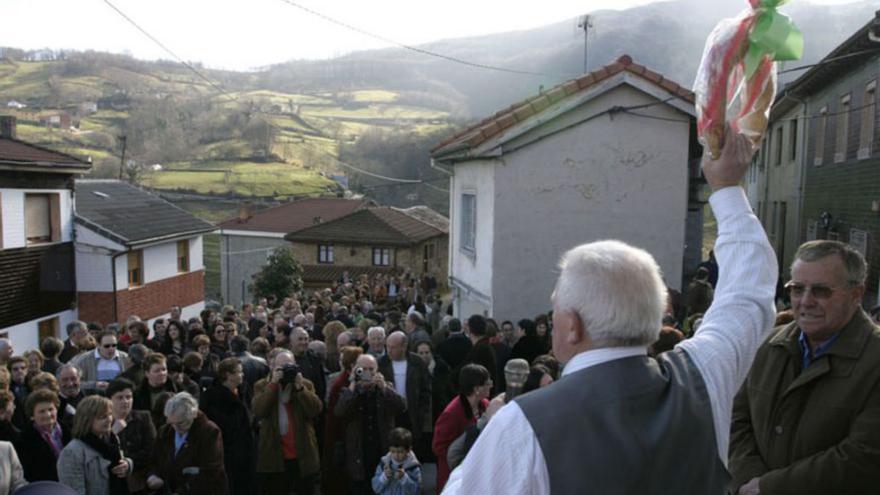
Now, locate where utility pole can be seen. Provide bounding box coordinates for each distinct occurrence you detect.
[117,135,127,180]
[578,15,593,74]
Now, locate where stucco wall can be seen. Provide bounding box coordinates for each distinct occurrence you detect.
[449,159,496,305]
[490,84,691,322]
[1,309,77,354]
[220,233,288,307]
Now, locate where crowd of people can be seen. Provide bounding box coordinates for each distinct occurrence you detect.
[0,273,569,495]
[2,134,880,495]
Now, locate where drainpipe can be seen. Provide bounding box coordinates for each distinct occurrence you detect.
[110,250,126,324]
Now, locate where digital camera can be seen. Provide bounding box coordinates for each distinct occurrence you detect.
[354,366,373,383]
[280,363,301,386]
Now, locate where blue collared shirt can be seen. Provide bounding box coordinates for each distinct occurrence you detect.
[798,330,841,371]
[174,431,189,457]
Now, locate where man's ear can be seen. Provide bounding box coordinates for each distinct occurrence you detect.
[566,311,589,347]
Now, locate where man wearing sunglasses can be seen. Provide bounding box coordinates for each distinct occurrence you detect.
[730,240,879,495]
[71,330,132,394]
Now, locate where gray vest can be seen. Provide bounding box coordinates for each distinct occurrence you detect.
[517,349,729,494]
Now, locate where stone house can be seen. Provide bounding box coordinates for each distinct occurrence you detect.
[285,206,449,289]
[0,116,91,350]
[218,197,370,307]
[431,55,703,321]
[74,180,215,326]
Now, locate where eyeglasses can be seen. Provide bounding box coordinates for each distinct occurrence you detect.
[102,343,117,349]
[784,281,851,300]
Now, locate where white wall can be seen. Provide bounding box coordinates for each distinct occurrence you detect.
[190,237,204,271]
[1,188,73,249]
[143,241,180,284]
[2,309,77,353]
[449,159,496,304]
[75,225,125,292]
[490,84,691,322]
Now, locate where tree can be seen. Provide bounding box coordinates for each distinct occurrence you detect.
[250,247,303,302]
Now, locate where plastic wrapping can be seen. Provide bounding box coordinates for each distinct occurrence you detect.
[694,5,778,159]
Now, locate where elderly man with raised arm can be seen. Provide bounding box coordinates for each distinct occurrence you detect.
[443,128,777,495]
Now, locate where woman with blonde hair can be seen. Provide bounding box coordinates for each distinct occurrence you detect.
[58,395,131,495]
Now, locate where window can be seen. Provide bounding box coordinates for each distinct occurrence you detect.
[127,250,143,287]
[38,317,59,342]
[789,118,798,162]
[460,193,476,253]
[177,240,189,273]
[774,126,783,166]
[814,106,827,166]
[835,95,850,163]
[318,244,333,264]
[372,247,391,266]
[859,81,876,159]
[25,193,60,245]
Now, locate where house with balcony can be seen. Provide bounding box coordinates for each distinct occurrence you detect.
[217,197,370,307]
[0,116,91,350]
[285,206,449,289]
[74,180,215,326]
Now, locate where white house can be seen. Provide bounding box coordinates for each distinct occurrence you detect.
[74,180,215,327]
[0,116,91,351]
[431,55,704,321]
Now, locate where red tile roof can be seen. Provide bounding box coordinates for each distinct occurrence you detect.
[0,137,91,170]
[431,54,695,157]
[285,206,447,246]
[218,197,369,234]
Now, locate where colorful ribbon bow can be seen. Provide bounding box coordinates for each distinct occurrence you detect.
[744,0,804,77]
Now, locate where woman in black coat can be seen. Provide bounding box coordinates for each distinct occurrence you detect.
[108,378,156,494]
[199,358,255,495]
[18,389,70,481]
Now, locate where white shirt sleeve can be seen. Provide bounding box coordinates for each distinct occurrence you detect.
[676,186,778,466]
[442,402,550,495]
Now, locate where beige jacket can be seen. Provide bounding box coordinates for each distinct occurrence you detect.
[0,441,26,495]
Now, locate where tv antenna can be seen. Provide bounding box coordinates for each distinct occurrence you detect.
[578,14,594,74]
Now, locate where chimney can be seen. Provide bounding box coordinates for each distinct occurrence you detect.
[0,116,16,139]
[237,202,252,223]
[312,216,323,225]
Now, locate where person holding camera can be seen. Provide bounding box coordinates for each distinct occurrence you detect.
[252,350,322,495]
[370,427,421,495]
[334,354,405,495]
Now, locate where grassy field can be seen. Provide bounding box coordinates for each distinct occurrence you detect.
[141,161,336,196]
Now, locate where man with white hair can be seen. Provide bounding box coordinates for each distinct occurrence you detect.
[59,321,88,363]
[444,130,777,494]
[366,326,387,358]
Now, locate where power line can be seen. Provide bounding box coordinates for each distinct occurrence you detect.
[277,0,575,79]
[102,0,237,103]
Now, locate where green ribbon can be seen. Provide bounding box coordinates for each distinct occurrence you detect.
[744,0,804,78]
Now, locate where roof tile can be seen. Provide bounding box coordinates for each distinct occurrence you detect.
[431,54,696,157]
[0,137,91,170]
[286,206,447,246]
[218,197,367,233]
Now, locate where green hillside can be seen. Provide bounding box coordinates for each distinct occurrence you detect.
[0,55,452,205]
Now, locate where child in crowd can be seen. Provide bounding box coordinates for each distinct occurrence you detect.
[371,427,421,495]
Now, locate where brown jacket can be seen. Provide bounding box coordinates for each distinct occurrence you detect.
[252,377,322,476]
[149,411,228,495]
[730,310,880,494]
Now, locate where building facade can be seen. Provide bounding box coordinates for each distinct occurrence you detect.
[286,206,449,289]
[0,115,91,351]
[75,180,215,326]
[218,197,369,307]
[432,55,703,321]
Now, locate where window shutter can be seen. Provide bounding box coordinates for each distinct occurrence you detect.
[25,194,51,243]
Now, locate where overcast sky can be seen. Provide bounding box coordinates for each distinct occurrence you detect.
[1,0,868,70]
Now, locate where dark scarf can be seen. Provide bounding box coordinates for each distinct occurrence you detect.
[81,433,128,495]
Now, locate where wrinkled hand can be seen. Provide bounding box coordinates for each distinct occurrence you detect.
[738,477,760,495]
[702,125,755,192]
[372,373,386,388]
[270,367,284,384]
[486,393,506,421]
[395,467,405,480]
[111,460,129,478]
[294,372,304,391]
[146,475,164,490]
